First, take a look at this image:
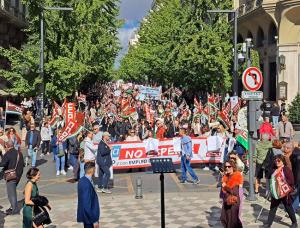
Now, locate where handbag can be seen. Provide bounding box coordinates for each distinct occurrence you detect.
[58,149,65,157]
[4,153,19,181]
[33,206,51,226]
[225,194,238,205]
[270,167,293,199]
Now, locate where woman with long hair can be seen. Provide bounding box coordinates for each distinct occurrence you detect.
[220,160,243,228]
[51,129,67,176]
[6,127,21,152]
[265,154,297,227]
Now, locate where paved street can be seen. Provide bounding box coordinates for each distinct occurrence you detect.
[0,154,296,228]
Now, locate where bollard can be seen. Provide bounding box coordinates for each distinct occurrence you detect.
[135,177,143,199]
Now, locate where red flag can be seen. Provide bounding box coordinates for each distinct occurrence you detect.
[77,94,86,103]
[194,97,202,114]
[5,101,23,115]
[49,102,60,127]
[232,98,241,116]
[218,102,231,129]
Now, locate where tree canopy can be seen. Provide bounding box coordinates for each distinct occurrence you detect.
[0,0,121,100]
[118,0,234,94]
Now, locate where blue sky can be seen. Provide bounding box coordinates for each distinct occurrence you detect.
[115,0,153,68]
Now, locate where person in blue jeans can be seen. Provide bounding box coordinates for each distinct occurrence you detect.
[51,130,67,176]
[179,128,200,184]
[25,124,41,167]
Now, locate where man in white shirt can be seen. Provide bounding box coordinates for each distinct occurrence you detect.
[84,131,97,162]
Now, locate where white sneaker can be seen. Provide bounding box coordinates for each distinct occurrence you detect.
[214,166,219,171]
[40,154,44,158]
[56,171,60,176]
[203,166,210,171]
[68,166,73,170]
[61,170,67,175]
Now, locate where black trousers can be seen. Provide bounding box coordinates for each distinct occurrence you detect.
[267,196,296,225]
[41,140,50,154]
[98,165,110,189]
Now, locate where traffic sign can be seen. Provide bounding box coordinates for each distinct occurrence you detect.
[242,67,263,91]
[241,91,263,100]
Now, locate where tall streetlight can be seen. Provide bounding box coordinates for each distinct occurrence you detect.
[207,9,239,96]
[39,6,73,119]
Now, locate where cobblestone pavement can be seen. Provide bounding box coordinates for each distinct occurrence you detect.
[2,191,294,228]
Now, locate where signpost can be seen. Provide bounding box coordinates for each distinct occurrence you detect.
[243,42,263,202]
[241,91,263,100]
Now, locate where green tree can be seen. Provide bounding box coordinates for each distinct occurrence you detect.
[0,0,121,99]
[288,93,300,124]
[118,0,233,93]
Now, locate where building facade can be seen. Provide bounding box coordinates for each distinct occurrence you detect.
[0,0,27,48]
[234,0,300,103]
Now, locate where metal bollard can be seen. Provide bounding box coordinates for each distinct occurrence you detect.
[135,177,143,199]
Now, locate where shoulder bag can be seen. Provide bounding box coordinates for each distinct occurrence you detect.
[4,153,19,181]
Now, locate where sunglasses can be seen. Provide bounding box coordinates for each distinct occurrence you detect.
[275,159,282,163]
[225,166,232,169]
[229,157,236,160]
[130,132,135,134]
[93,128,97,131]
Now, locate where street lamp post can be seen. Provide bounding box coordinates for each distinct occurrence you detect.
[39,6,73,119]
[207,9,239,96]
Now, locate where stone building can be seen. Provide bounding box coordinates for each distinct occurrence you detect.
[234,0,300,103]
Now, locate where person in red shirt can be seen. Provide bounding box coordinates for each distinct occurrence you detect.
[259,117,275,140]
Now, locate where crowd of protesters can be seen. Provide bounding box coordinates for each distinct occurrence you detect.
[0,80,299,227]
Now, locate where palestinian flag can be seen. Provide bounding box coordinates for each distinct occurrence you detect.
[217,102,231,129]
[6,101,23,115]
[270,168,293,199]
[236,129,249,150]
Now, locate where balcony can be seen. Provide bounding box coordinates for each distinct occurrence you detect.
[238,0,263,17]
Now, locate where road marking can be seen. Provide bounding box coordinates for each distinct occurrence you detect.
[126,175,134,194]
[169,173,184,192]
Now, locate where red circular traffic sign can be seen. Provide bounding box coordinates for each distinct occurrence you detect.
[242,67,263,91]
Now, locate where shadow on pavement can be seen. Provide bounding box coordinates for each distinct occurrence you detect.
[205,206,221,227]
[250,202,290,227]
[35,159,48,168]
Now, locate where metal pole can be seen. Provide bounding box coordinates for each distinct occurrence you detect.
[160,173,165,228]
[233,10,238,96]
[245,38,256,201]
[40,9,44,119]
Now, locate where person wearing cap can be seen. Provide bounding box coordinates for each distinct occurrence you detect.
[179,128,200,184]
[96,132,112,194]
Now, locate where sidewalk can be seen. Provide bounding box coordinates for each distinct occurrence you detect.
[2,192,293,228]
